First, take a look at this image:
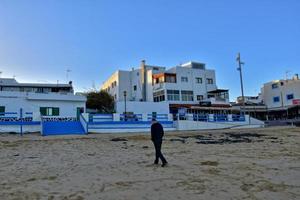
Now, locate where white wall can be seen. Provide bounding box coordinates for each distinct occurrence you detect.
[116,101,170,114]
[154,66,219,104]
[0,125,41,133]
[175,115,264,131]
[0,91,86,119]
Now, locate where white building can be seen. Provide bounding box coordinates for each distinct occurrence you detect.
[101,60,229,114]
[235,95,263,105]
[0,78,86,120]
[261,74,300,109]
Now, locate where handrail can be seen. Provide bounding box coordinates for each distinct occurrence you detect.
[80,113,88,134]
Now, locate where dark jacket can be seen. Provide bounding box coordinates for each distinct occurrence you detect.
[151,122,164,142]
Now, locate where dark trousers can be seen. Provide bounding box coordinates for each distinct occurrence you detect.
[153,140,167,164]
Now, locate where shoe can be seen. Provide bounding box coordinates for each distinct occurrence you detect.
[161,162,168,167]
[154,160,159,165]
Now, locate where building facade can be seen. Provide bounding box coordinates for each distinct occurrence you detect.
[261,74,300,109]
[0,78,86,120]
[101,60,229,114]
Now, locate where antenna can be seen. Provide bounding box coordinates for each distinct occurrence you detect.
[285,70,291,80]
[0,71,2,78]
[66,68,72,82]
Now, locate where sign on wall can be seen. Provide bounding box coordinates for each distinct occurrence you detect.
[293,99,300,105]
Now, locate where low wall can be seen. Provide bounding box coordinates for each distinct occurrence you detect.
[0,124,41,133]
[116,101,170,114]
[175,116,265,131]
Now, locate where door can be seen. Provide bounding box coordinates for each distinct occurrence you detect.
[77,107,84,120]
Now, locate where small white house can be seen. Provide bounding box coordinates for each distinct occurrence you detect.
[0,78,86,120]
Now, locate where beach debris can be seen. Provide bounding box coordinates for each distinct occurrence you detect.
[170,138,186,143]
[110,138,128,142]
[26,156,39,159]
[225,133,265,138]
[142,146,149,149]
[13,154,19,157]
[177,132,269,145]
[200,161,219,166]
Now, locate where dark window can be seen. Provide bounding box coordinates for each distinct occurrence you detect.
[133,85,137,91]
[165,75,176,83]
[0,106,5,116]
[167,90,180,101]
[206,78,213,84]
[40,107,60,116]
[181,90,194,101]
[196,77,202,84]
[272,83,278,89]
[153,90,165,102]
[287,94,294,100]
[273,96,280,103]
[37,88,44,93]
[197,95,204,101]
[181,77,188,82]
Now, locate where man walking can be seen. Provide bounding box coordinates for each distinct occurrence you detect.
[151,118,168,167]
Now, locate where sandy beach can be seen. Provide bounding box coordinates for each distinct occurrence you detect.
[0,127,299,200]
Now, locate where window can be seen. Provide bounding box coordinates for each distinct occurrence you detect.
[273,96,280,103]
[40,107,59,116]
[206,78,213,84]
[196,77,202,84]
[153,90,165,102]
[165,76,176,83]
[0,106,5,116]
[181,90,194,101]
[197,95,204,101]
[272,83,278,89]
[167,90,180,101]
[181,77,188,82]
[37,88,44,93]
[133,85,137,91]
[287,94,294,100]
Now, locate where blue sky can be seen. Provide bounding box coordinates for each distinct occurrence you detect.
[0,0,299,100]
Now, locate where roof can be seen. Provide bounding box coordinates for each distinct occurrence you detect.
[207,89,229,93]
[152,72,176,79]
[0,78,72,88]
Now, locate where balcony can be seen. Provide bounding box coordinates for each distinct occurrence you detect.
[153,82,165,91]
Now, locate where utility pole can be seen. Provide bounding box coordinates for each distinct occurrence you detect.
[123,91,127,121]
[237,53,245,116]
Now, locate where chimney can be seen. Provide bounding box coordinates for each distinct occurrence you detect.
[140,60,147,101]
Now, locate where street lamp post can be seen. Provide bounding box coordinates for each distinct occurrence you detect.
[237,53,246,116]
[123,91,127,121]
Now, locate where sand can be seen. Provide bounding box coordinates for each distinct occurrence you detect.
[0,127,299,200]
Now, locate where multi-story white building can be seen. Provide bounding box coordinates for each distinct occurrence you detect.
[261,74,300,109]
[101,60,229,114]
[0,78,86,120]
